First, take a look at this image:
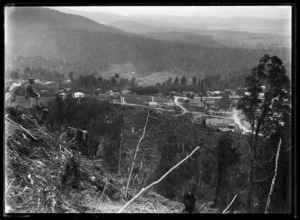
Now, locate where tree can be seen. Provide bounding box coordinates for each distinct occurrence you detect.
[110,76,117,88]
[237,54,291,213]
[23,67,31,79]
[130,77,136,88]
[213,132,240,208]
[192,76,197,86]
[166,77,173,87]
[180,76,187,85]
[173,77,179,86]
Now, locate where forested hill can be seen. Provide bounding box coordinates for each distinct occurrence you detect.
[6,7,123,33]
[6,7,290,79]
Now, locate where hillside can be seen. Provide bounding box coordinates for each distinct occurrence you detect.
[130,15,291,36]
[136,71,178,86]
[49,7,133,24]
[110,20,291,50]
[4,107,184,213]
[6,7,291,81]
[5,7,123,33]
[144,32,226,48]
[5,95,250,213]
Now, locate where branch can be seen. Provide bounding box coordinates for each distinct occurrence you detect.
[253,170,274,183]
[124,113,150,198]
[100,178,108,201]
[118,146,200,213]
[5,116,37,140]
[265,138,282,214]
[222,194,238,213]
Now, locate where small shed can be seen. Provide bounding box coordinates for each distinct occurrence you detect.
[149,101,158,108]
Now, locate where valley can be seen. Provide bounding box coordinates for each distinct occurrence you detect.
[4,6,292,215]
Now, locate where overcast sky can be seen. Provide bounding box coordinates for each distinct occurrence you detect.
[64,6,291,19]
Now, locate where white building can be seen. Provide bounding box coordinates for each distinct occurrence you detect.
[73,92,84,98]
[149,101,158,108]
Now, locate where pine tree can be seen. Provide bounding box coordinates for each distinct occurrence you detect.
[180,76,187,85]
[173,77,179,86]
[192,76,197,86]
[213,132,240,208]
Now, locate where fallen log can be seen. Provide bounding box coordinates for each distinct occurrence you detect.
[5,116,37,140]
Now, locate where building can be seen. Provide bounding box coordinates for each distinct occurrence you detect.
[183,91,192,96]
[212,91,221,96]
[121,89,131,94]
[237,88,246,96]
[149,101,158,108]
[189,99,200,107]
[73,92,84,98]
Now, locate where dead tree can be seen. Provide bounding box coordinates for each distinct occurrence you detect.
[124,113,150,198]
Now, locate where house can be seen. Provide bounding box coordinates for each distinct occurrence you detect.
[94,89,101,95]
[113,91,120,96]
[189,99,200,107]
[149,101,158,108]
[58,92,69,100]
[212,91,221,96]
[228,124,238,129]
[121,89,131,94]
[205,100,216,105]
[183,91,192,96]
[73,92,84,98]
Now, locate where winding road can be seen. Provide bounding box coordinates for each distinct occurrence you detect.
[231,108,251,133]
[121,95,252,134]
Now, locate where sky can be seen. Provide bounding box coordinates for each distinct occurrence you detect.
[64,6,291,19]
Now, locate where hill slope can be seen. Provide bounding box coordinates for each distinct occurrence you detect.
[5,7,123,33]
[110,20,291,50]
[5,7,291,80]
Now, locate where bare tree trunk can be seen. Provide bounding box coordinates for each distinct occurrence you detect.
[265,139,282,214]
[124,113,150,198]
[214,161,223,207]
[118,131,123,176]
[247,132,256,213]
[118,146,200,213]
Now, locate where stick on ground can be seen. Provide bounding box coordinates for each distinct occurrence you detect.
[5,116,37,140]
[222,194,238,213]
[118,146,200,213]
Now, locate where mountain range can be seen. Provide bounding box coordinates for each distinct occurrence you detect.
[5,7,291,85]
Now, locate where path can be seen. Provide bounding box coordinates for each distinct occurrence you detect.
[230,108,251,133]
